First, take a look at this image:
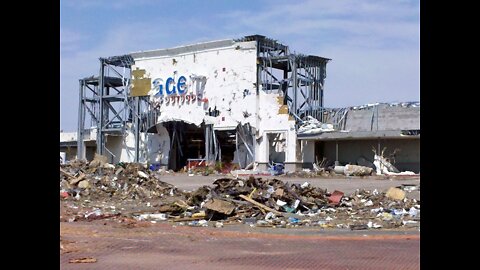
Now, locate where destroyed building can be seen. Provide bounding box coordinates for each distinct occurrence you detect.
[73,35,330,172]
[62,35,419,173]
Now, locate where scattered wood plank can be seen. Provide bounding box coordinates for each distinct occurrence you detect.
[239,195,282,216]
[59,168,75,179]
[69,173,86,185]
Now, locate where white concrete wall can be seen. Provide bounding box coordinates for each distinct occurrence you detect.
[146,124,170,165]
[60,129,96,143]
[116,125,170,165]
[105,136,124,164]
[60,132,77,142]
[133,41,258,129]
[257,92,297,163]
[133,40,299,165]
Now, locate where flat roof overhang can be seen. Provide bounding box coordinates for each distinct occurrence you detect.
[297,130,420,141]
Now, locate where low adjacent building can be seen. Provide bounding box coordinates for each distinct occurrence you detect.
[298,102,420,173]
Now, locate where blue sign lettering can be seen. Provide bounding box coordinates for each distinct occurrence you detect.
[152,75,188,96]
[152,78,163,96]
[165,77,176,95]
[177,76,187,94]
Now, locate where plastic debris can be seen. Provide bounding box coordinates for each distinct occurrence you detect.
[137,213,168,221]
[276,199,287,206]
[367,221,382,229]
[408,207,419,217]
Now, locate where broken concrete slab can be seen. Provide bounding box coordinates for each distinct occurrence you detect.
[344,164,373,176]
[89,154,108,168]
[204,198,236,215]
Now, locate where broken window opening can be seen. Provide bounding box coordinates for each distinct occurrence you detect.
[163,121,205,171]
[267,132,286,164]
[234,124,255,169]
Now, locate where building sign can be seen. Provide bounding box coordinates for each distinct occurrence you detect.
[151,75,208,106]
[152,76,187,96]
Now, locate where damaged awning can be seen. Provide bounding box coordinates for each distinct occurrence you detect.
[297,130,421,140]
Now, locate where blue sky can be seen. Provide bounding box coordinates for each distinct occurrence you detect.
[61,0,419,131]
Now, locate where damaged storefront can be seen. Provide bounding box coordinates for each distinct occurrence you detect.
[77,35,330,171]
[297,102,420,174]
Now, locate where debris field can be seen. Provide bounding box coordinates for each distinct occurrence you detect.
[60,160,420,230]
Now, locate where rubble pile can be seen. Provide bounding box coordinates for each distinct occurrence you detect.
[60,161,420,230]
[297,116,335,135]
[149,177,420,230]
[60,159,182,202]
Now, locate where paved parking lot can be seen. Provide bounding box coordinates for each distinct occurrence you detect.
[61,174,420,269]
[60,220,419,270]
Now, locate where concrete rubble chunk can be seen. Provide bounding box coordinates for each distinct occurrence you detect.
[137,171,149,179]
[204,198,236,215]
[297,116,335,134]
[344,164,373,176]
[78,180,90,189]
[89,154,108,168]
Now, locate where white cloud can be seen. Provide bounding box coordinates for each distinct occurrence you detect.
[61,0,155,10]
[217,0,419,107]
[221,0,419,48]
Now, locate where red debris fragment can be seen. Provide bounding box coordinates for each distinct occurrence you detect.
[328,190,344,205]
[60,192,69,199]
